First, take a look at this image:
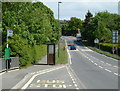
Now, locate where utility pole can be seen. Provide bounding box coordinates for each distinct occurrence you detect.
[58,2,62,57]
[98,20,100,49]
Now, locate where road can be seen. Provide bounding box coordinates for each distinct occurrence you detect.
[15,65,79,89]
[11,36,119,90]
[63,36,119,89]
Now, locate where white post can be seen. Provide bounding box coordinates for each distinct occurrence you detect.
[6,30,8,48]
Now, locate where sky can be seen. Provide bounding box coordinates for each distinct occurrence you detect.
[35,0,120,20]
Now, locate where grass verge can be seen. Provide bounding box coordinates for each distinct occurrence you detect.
[82,41,120,60]
[56,40,68,64]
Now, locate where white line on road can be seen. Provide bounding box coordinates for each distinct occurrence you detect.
[66,66,79,89]
[98,66,103,69]
[21,66,65,89]
[101,61,104,63]
[76,88,79,89]
[0,69,19,75]
[74,84,78,87]
[65,40,72,65]
[105,69,111,72]
[113,66,118,68]
[73,81,76,84]
[114,73,118,76]
[106,63,112,66]
[91,61,94,63]
[94,63,98,65]
[91,49,119,62]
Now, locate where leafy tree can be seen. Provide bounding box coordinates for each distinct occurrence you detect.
[2,2,59,66]
[83,11,120,44]
[62,17,83,36]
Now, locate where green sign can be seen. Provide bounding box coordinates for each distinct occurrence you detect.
[5,48,10,59]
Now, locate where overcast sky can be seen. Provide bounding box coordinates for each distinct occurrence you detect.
[36,0,120,20]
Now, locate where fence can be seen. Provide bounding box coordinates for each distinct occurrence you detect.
[0,57,19,72]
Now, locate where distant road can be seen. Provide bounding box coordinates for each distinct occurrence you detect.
[62,36,118,89]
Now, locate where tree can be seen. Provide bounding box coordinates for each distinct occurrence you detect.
[62,17,83,36]
[82,11,119,44]
[83,10,93,28]
[2,2,59,66]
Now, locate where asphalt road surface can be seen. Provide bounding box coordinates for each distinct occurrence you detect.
[13,36,119,90]
[63,36,119,89]
[21,65,80,89]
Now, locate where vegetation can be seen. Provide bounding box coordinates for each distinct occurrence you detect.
[56,40,68,64]
[83,11,120,44]
[87,46,120,60]
[2,2,59,67]
[62,17,83,36]
[61,10,120,56]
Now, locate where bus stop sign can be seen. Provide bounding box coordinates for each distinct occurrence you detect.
[5,48,10,60]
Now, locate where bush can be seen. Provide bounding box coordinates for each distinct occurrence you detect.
[5,35,47,67]
[96,43,120,55]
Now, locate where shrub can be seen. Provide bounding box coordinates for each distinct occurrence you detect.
[96,43,120,55]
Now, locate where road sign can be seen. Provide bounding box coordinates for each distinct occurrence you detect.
[94,38,99,43]
[112,30,118,44]
[7,29,13,37]
[5,48,10,60]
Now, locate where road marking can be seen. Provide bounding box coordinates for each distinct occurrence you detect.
[0,72,6,75]
[0,69,19,75]
[99,66,103,69]
[70,76,73,79]
[78,44,119,62]
[65,40,72,64]
[62,84,67,88]
[73,81,76,84]
[70,49,79,52]
[29,84,39,88]
[66,66,79,89]
[91,61,94,63]
[21,66,65,89]
[74,84,78,87]
[114,73,118,76]
[113,66,118,68]
[106,63,112,66]
[94,63,98,65]
[92,57,95,59]
[68,65,87,89]
[37,80,65,84]
[81,49,92,51]
[90,49,119,61]
[37,85,40,87]
[53,84,63,88]
[30,80,72,88]
[101,61,104,63]
[105,69,111,72]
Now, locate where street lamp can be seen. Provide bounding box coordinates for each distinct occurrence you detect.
[58,2,62,57]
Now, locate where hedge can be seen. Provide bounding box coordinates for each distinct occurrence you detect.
[96,43,120,56]
[1,35,46,67]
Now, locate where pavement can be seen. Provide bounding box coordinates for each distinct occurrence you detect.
[1,56,55,90]
[1,53,77,90]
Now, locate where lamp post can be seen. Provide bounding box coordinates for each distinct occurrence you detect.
[58,2,62,57]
